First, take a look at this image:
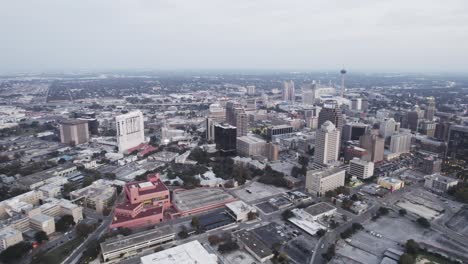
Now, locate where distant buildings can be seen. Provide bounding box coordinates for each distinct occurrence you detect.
[318,100,343,130]
[246,85,256,95]
[59,119,89,145]
[314,121,340,166]
[116,111,145,153]
[282,80,295,102]
[306,167,346,196]
[349,158,374,179]
[214,123,237,154]
[424,173,458,193]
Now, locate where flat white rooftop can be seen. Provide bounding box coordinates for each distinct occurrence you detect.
[140,240,217,264]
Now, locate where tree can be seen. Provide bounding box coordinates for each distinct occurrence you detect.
[399,253,415,264]
[416,217,430,228]
[281,209,295,221]
[34,231,49,243]
[399,209,407,216]
[0,242,32,263]
[118,227,132,236]
[76,223,94,237]
[56,214,75,232]
[208,235,222,245]
[405,239,420,255]
[322,244,335,261]
[218,240,239,254]
[191,217,200,230]
[316,229,326,237]
[341,199,354,210]
[178,226,189,239]
[247,211,258,221]
[352,223,363,231]
[378,207,389,216]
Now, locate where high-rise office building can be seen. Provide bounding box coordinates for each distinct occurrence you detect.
[425,97,436,121]
[360,131,384,163]
[318,100,343,130]
[420,121,436,137]
[282,80,295,102]
[225,101,241,126]
[266,142,279,161]
[342,122,368,141]
[422,156,442,175]
[59,119,90,146]
[116,111,145,153]
[236,135,267,157]
[246,85,256,95]
[379,118,398,139]
[406,110,420,132]
[235,111,248,137]
[434,121,452,142]
[351,98,362,111]
[446,125,468,161]
[214,124,237,154]
[314,121,340,166]
[389,132,412,154]
[206,118,216,141]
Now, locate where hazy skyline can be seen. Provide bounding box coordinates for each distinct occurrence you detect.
[1,0,467,73]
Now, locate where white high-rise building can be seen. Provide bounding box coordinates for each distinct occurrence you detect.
[389,132,412,154]
[116,111,145,153]
[282,80,295,102]
[246,85,256,95]
[349,158,374,179]
[379,118,398,139]
[314,121,340,165]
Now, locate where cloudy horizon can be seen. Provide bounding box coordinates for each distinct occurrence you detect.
[1,0,467,73]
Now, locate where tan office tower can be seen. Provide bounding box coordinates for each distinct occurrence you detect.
[425,97,436,121]
[360,131,384,162]
[282,80,295,102]
[318,100,343,130]
[314,121,340,166]
[235,111,248,137]
[266,142,279,161]
[225,101,242,126]
[59,119,90,146]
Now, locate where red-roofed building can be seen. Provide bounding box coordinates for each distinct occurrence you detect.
[126,143,158,157]
[110,174,170,229]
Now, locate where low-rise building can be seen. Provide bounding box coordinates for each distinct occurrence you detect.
[100,226,175,263]
[377,177,404,192]
[306,167,346,197]
[225,201,255,222]
[236,230,274,263]
[140,240,217,264]
[303,202,336,220]
[349,158,374,179]
[70,179,116,214]
[29,213,55,235]
[236,135,267,157]
[424,173,458,193]
[0,227,23,251]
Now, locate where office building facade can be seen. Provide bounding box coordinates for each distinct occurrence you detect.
[116,111,145,153]
[59,119,89,145]
[314,121,340,166]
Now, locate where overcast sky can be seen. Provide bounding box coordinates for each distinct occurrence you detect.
[0,0,467,73]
